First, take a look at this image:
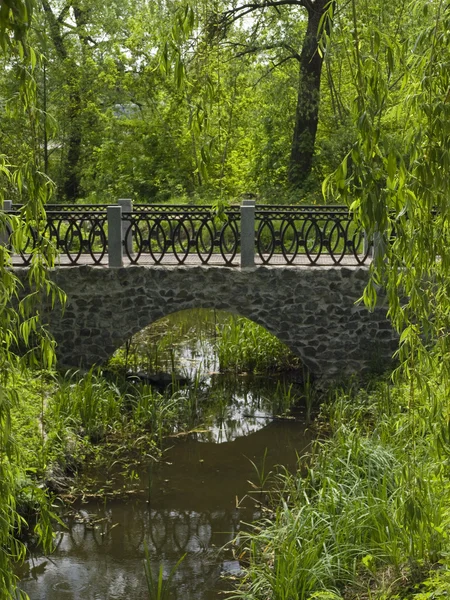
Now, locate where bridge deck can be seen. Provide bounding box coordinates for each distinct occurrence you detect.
[12,253,371,268]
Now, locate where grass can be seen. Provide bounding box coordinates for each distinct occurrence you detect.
[8,366,206,499]
[48,368,124,442]
[144,545,185,600]
[217,316,302,374]
[229,373,450,600]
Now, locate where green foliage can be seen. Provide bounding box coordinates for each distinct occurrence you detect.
[47,368,124,442]
[0,0,367,203]
[326,0,450,383]
[231,371,450,600]
[0,0,34,52]
[44,367,180,458]
[409,568,450,600]
[0,3,68,595]
[217,316,302,373]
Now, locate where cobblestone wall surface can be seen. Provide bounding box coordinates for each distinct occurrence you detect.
[18,265,398,380]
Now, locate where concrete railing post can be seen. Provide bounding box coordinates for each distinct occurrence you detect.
[108,205,123,267]
[240,199,255,268]
[118,198,133,258]
[0,200,13,246]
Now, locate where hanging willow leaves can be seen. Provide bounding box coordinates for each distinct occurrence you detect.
[157,2,223,186]
[326,0,450,385]
[0,1,66,597]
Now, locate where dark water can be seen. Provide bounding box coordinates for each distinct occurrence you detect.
[20,311,313,600]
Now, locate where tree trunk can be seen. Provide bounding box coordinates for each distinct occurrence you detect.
[288,0,329,188]
[64,85,82,201]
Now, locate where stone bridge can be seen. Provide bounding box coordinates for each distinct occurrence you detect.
[38,263,397,381]
[5,201,397,380]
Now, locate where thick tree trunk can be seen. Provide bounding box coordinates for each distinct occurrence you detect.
[64,86,82,201]
[288,0,329,188]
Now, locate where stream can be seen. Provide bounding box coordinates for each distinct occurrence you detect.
[20,310,314,600]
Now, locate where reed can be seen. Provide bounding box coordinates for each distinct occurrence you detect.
[230,376,450,599]
[130,384,180,447]
[47,368,124,441]
[143,544,185,600]
[42,368,197,474]
[217,316,302,373]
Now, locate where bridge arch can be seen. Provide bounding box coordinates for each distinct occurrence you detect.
[39,264,397,380]
[109,306,308,375]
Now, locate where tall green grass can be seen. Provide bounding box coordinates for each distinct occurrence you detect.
[48,368,124,441]
[217,316,302,373]
[231,377,450,599]
[41,368,201,478]
[143,545,185,600]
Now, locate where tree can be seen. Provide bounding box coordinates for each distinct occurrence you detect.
[212,0,333,189]
[37,0,141,200]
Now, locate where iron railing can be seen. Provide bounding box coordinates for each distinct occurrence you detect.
[4,208,108,266]
[2,201,373,267]
[255,206,371,265]
[122,206,241,265]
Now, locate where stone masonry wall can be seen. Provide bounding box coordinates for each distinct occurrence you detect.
[18,265,399,380]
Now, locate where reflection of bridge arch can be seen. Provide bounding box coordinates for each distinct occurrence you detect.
[41,506,246,599]
[60,506,243,556]
[29,265,397,379]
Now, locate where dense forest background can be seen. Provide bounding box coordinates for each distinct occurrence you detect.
[0,0,425,205]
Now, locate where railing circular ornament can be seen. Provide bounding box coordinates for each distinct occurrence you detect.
[280,218,299,264]
[173,220,191,264]
[196,220,215,264]
[64,221,83,264]
[303,219,323,264]
[124,219,143,264]
[350,228,371,264]
[44,218,61,249]
[220,219,239,265]
[149,220,168,264]
[256,218,276,264]
[16,223,37,265]
[88,217,107,264]
[328,221,346,264]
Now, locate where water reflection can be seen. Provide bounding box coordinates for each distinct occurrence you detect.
[20,310,312,599]
[179,373,301,443]
[24,505,248,600]
[22,419,311,599]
